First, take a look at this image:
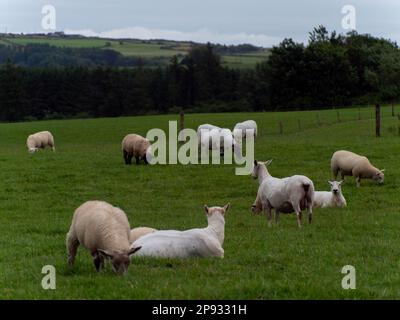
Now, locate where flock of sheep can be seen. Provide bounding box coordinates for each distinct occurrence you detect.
[26,121,385,275]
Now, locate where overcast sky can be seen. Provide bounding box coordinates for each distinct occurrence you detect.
[0,0,399,47]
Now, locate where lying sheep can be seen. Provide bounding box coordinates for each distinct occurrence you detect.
[331,150,385,187]
[122,134,153,165]
[313,181,347,208]
[26,131,55,153]
[251,160,314,227]
[233,120,257,140]
[197,125,241,158]
[130,204,230,258]
[66,200,141,274]
[130,227,157,243]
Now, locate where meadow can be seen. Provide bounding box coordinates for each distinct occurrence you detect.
[0,105,400,299]
[1,36,270,68]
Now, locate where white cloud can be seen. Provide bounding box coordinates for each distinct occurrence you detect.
[64,26,282,47]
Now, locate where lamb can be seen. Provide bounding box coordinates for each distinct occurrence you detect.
[122,133,153,165]
[251,160,314,227]
[66,200,141,274]
[313,181,347,208]
[331,150,385,187]
[130,204,230,258]
[130,227,157,243]
[26,131,55,153]
[233,120,257,140]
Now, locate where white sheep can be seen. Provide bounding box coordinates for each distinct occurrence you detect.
[233,120,257,141]
[197,125,241,158]
[313,181,347,208]
[26,131,55,153]
[130,227,157,243]
[122,134,153,165]
[66,200,141,274]
[251,160,314,227]
[130,204,230,258]
[331,150,385,187]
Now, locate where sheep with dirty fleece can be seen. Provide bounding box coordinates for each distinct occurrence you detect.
[130,204,230,258]
[233,120,258,140]
[313,181,347,208]
[66,200,141,274]
[122,133,153,165]
[331,150,385,187]
[251,160,314,227]
[130,227,157,243]
[26,131,55,153]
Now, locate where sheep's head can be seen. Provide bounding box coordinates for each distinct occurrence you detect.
[204,203,230,217]
[98,247,141,275]
[328,180,343,195]
[28,147,38,153]
[373,170,385,184]
[251,159,272,179]
[251,202,262,215]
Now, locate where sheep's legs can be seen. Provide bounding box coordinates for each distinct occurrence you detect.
[264,207,273,227]
[123,150,132,165]
[356,176,361,188]
[93,251,105,272]
[294,204,302,228]
[275,210,280,225]
[66,233,79,266]
[135,156,140,164]
[308,206,313,224]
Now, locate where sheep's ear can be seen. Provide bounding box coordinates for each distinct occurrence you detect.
[98,249,113,259]
[265,159,273,166]
[254,160,258,166]
[128,246,141,256]
[204,205,209,214]
[338,180,344,185]
[380,169,385,172]
[223,203,230,213]
[328,181,334,185]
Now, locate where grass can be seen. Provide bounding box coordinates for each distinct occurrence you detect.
[0,35,270,68]
[0,105,400,299]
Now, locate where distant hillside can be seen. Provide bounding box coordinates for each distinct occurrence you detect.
[0,33,270,68]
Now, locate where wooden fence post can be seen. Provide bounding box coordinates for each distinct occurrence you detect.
[358,108,361,120]
[179,110,184,142]
[375,104,381,137]
[298,119,301,131]
[392,102,395,117]
[337,111,341,123]
[316,114,321,126]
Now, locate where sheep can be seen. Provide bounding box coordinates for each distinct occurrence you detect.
[251,160,314,227]
[26,131,55,153]
[130,204,230,259]
[197,125,241,158]
[122,133,153,165]
[331,150,385,187]
[233,120,257,141]
[313,181,347,208]
[66,200,141,274]
[130,227,157,243]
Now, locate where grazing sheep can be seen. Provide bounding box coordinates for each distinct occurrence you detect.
[66,200,141,274]
[313,181,347,208]
[198,125,241,158]
[331,150,385,187]
[130,204,230,259]
[251,160,314,227]
[130,227,157,243]
[26,131,55,153]
[233,120,258,140]
[122,134,153,165]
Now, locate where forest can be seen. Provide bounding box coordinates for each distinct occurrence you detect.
[0,26,399,122]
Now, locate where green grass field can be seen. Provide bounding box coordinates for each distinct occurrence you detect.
[0,106,399,299]
[1,36,270,68]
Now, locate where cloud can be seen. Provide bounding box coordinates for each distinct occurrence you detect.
[63,26,282,47]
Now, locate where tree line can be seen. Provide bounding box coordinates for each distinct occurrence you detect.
[0,26,399,122]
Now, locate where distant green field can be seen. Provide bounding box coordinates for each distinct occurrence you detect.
[1,36,270,68]
[1,105,400,299]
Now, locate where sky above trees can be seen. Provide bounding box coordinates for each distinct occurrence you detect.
[1,0,399,46]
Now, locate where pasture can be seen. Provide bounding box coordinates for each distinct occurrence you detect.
[1,36,270,68]
[0,106,399,299]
